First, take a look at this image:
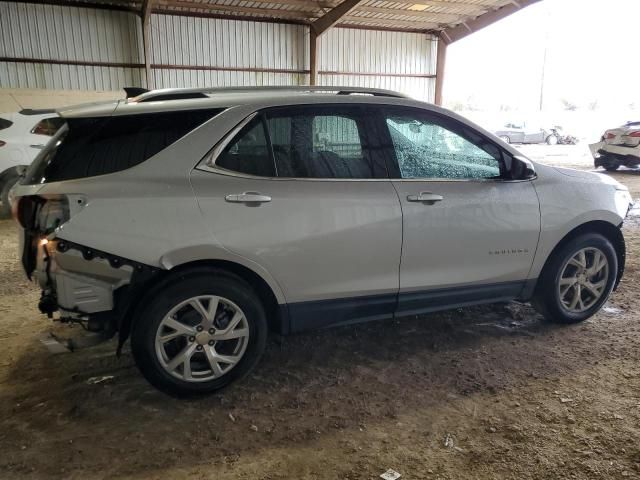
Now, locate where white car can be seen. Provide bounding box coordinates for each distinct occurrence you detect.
[590,121,640,171]
[12,86,632,396]
[0,109,65,217]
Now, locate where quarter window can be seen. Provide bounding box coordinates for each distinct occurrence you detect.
[23,108,223,185]
[385,113,502,180]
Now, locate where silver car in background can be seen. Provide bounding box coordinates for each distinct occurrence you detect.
[12,86,631,396]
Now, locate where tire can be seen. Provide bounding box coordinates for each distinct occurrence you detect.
[546,135,558,145]
[499,135,511,144]
[131,268,268,396]
[604,164,620,171]
[0,174,19,219]
[532,233,617,324]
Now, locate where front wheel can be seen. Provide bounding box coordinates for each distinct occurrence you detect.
[532,233,617,324]
[546,134,559,145]
[499,135,511,144]
[131,269,268,396]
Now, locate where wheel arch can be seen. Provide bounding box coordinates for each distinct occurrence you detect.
[0,165,26,187]
[116,259,289,353]
[534,220,625,295]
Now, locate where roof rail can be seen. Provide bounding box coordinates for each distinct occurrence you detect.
[131,86,408,103]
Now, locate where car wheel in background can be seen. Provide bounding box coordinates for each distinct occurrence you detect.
[545,134,559,145]
[532,233,617,324]
[131,268,268,397]
[0,174,20,219]
[499,135,510,144]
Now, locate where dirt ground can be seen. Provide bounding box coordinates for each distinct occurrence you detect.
[1,168,640,480]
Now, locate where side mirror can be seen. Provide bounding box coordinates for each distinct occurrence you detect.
[511,155,536,180]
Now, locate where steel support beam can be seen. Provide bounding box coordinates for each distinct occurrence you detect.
[308,0,364,85]
[311,0,364,36]
[441,0,541,44]
[434,34,447,105]
[141,0,154,89]
[310,30,318,85]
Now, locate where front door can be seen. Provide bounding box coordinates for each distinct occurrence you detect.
[192,104,403,331]
[377,106,540,316]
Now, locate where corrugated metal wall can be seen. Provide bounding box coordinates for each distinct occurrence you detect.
[0,2,436,101]
[317,28,437,101]
[0,2,145,89]
[149,14,309,88]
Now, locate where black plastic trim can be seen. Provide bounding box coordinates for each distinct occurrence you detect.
[288,280,529,333]
[288,292,398,333]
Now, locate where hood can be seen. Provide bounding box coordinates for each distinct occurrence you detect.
[552,166,627,190]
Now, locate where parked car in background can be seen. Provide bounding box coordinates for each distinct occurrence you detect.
[12,86,631,396]
[494,121,558,145]
[0,109,65,217]
[590,121,640,171]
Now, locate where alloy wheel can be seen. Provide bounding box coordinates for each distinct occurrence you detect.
[558,247,609,313]
[154,295,250,382]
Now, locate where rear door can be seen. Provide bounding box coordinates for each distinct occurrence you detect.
[376,106,540,316]
[191,104,403,331]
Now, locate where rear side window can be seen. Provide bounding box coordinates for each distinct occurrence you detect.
[0,118,13,130]
[31,117,65,136]
[24,109,223,184]
[213,106,386,179]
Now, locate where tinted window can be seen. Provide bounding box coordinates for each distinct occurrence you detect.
[265,107,385,179]
[385,113,502,180]
[31,117,65,136]
[216,117,275,177]
[0,118,12,131]
[24,109,222,184]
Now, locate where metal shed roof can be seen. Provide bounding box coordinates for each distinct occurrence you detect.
[31,0,540,34]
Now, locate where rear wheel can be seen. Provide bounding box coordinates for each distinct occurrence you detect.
[546,134,558,145]
[131,269,268,396]
[499,135,511,144]
[532,233,617,324]
[0,174,20,219]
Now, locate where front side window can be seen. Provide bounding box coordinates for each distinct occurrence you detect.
[385,112,503,180]
[214,106,386,179]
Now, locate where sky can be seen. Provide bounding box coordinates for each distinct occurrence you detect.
[444,0,640,113]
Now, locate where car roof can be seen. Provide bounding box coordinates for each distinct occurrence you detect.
[57,86,430,119]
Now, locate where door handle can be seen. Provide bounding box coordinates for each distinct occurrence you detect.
[30,144,45,149]
[225,192,272,204]
[407,192,443,204]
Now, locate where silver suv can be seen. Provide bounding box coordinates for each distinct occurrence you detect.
[12,86,632,396]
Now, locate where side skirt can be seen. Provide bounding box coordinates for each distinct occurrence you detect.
[287,280,533,333]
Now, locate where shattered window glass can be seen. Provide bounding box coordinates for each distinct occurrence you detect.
[386,115,501,180]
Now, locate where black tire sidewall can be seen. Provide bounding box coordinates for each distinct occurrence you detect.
[536,233,617,323]
[131,271,267,396]
[0,175,19,219]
